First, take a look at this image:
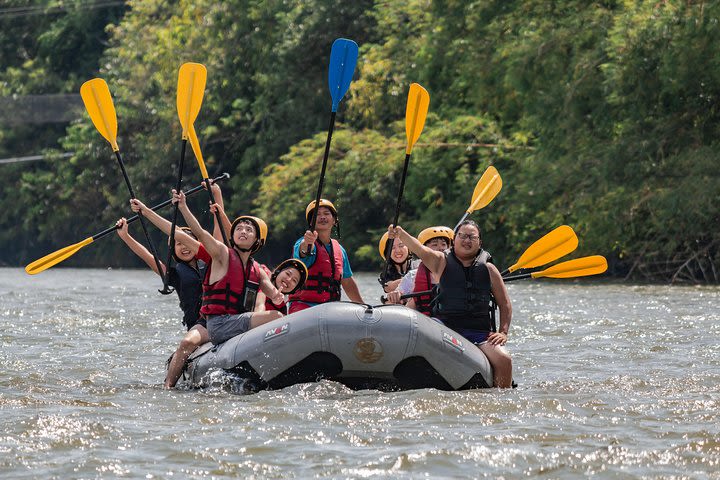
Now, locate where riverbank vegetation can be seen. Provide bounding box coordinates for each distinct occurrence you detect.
[1,1,718,283]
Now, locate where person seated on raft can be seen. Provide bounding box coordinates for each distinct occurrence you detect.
[118,181,226,389]
[261,259,309,315]
[386,226,455,315]
[377,232,412,295]
[386,220,513,388]
[173,188,284,345]
[288,198,364,313]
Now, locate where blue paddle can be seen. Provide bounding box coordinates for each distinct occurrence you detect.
[306,38,359,254]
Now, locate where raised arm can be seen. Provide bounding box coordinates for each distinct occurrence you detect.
[115,218,166,276]
[129,198,200,254]
[389,225,445,277]
[175,189,227,263]
[208,181,231,242]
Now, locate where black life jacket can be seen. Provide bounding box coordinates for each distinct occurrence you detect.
[168,261,207,329]
[432,249,495,332]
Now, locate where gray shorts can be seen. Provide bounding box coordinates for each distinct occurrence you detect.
[206,312,253,345]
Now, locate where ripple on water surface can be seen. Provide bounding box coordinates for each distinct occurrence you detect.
[0,268,718,478]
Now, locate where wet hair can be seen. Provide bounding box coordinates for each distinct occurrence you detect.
[454,219,482,239]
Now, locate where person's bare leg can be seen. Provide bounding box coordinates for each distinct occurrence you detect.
[165,326,209,388]
[249,311,283,329]
[479,343,513,388]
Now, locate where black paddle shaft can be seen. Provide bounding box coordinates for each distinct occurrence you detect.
[384,152,412,268]
[91,173,230,241]
[159,139,188,295]
[114,151,166,282]
[306,110,337,255]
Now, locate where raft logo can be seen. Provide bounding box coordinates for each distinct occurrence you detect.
[353,337,383,363]
[442,332,465,352]
[264,323,289,342]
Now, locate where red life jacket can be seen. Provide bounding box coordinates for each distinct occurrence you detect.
[412,263,435,316]
[200,247,261,317]
[289,239,343,304]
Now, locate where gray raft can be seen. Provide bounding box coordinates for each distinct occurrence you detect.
[185,302,493,392]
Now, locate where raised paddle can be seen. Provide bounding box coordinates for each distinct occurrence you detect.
[187,122,228,246]
[80,78,165,285]
[384,83,430,269]
[306,38,359,255]
[453,166,502,231]
[503,255,608,282]
[25,173,230,275]
[500,225,578,277]
[160,62,208,294]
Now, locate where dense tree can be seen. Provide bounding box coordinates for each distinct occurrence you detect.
[1,0,718,282]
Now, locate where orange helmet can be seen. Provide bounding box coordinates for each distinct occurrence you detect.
[271,258,308,295]
[230,215,268,253]
[305,198,337,226]
[417,226,454,246]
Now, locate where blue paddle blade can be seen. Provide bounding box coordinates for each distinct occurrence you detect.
[328,38,359,112]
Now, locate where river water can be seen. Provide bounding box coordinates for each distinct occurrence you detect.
[0,267,718,478]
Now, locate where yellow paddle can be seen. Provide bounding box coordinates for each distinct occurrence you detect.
[453,166,502,230]
[501,225,578,277]
[24,173,230,275]
[384,83,430,264]
[80,78,165,281]
[503,255,608,282]
[186,123,228,245]
[160,62,208,294]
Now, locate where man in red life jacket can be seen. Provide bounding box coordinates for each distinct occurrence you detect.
[387,220,513,388]
[288,199,364,313]
[174,189,285,345]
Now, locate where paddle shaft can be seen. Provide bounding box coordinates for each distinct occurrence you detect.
[113,151,165,278]
[502,273,532,282]
[91,173,229,242]
[384,152,412,266]
[380,289,433,303]
[453,212,470,232]
[306,110,337,255]
[160,139,188,294]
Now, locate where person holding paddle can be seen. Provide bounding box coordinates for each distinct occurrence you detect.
[120,181,231,388]
[171,188,284,346]
[386,226,457,314]
[377,232,412,294]
[288,199,364,313]
[387,220,513,388]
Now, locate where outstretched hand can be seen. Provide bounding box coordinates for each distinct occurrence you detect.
[171,189,187,209]
[129,198,146,213]
[116,218,129,239]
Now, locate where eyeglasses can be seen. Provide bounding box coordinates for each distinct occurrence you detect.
[456,233,480,242]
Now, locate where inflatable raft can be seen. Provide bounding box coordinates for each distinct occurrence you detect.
[185,302,494,392]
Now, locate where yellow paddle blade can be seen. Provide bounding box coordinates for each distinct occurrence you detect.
[25,237,94,275]
[176,62,207,139]
[467,166,502,213]
[188,124,209,179]
[532,255,608,279]
[508,225,578,273]
[80,78,119,151]
[405,83,430,155]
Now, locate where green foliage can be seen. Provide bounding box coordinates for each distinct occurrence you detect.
[1,1,718,282]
